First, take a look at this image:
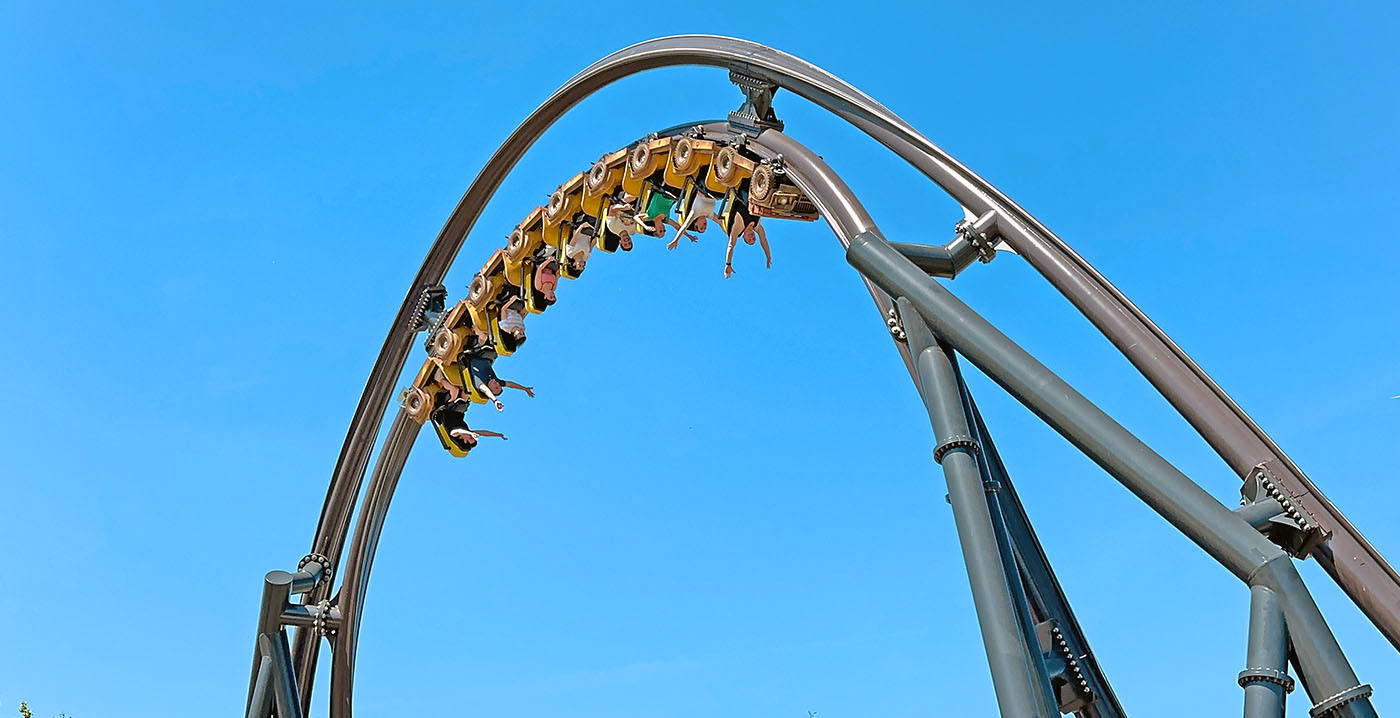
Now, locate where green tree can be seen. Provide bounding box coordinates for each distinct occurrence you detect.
[18,702,32,718]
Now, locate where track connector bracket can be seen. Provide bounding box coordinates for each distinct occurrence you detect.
[955,209,1001,264]
[1240,463,1327,558]
[410,284,448,332]
[728,69,783,136]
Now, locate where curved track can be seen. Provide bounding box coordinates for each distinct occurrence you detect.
[244,35,1397,718]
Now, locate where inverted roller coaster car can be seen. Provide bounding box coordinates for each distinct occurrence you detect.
[664,136,717,187]
[544,173,585,228]
[622,136,671,198]
[424,300,473,359]
[583,149,627,216]
[707,144,756,193]
[504,214,557,314]
[467,251,526,355]
[592,194,635,253]
[747,162,819,221]
[404,382,478,457]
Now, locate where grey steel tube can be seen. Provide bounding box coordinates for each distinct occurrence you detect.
[1241,585,1290,718]
[1236,499,1287,531]
[246,656,274,718]
[247,570,292,712]
[903,299,1055,718]
[984,478,1059,709]
[330,411,421,718]
[845,232,1375,717]
[290,561,324,595]
[890,237,979,278]
[262,631,304,718]
[1250,560,1372,716]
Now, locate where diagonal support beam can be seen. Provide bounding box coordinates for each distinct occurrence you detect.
[849,231,1376,718]
[901,298,1058,718]
[952,363,1127,718]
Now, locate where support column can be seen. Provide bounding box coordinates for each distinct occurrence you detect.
[1240,585,1292,718]
[247,570,293,713]
[903,299,1055,718]
[848,231,1375,718]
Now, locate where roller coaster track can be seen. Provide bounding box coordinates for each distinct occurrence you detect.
[244,36,1396,718]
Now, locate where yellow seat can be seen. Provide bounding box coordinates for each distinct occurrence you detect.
[716,187,743,235]
[466,251,525,356]
[706,145,755,194]
[402,365,440,424]
[504,211,546,288]
[544,173,585,228]
[621,137,670,198]
[663,137,715,188]
[592,195,625,253]
[582,149,627,216]
[547,219,587,280]
[521,256,557,314]
[675,178,719,235]
[466,253,507,333]
[433,420,472,458]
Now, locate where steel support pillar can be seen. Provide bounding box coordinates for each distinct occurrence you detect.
[902,298,1056,718]
[247,570,294,713]
[1240,585,1292,718]
[847,231,1375,718]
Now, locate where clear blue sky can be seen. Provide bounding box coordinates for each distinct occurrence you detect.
[2,3,1398,717]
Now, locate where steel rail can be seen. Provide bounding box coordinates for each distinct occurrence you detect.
[291,35,946,694]
[322,125,903,717]
[330,411,419,718]
[291,34,1396,710]
[561,35,1400,644]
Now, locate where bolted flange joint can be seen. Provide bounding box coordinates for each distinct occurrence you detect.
[312,598,339,639]
[1309,683,1373,717]
[1238,666,1295,693]
[298,553,334,586]
[933,434,979,463]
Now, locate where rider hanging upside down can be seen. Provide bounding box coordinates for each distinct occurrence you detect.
[605,192,641,250]
[724,207,770,278]
[636,188,684,239]
[667,191,717,250]
[534,251,559,302]
[430,378,507,452]
[566,222,596,273]
[466,348,534,411]
[498,295,527,347]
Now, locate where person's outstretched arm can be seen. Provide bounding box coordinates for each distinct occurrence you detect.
[758,223,772,269]
[472,429,508,440]
[478,382,504,411]
[500,380,535,397]
[666,215,695,249]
